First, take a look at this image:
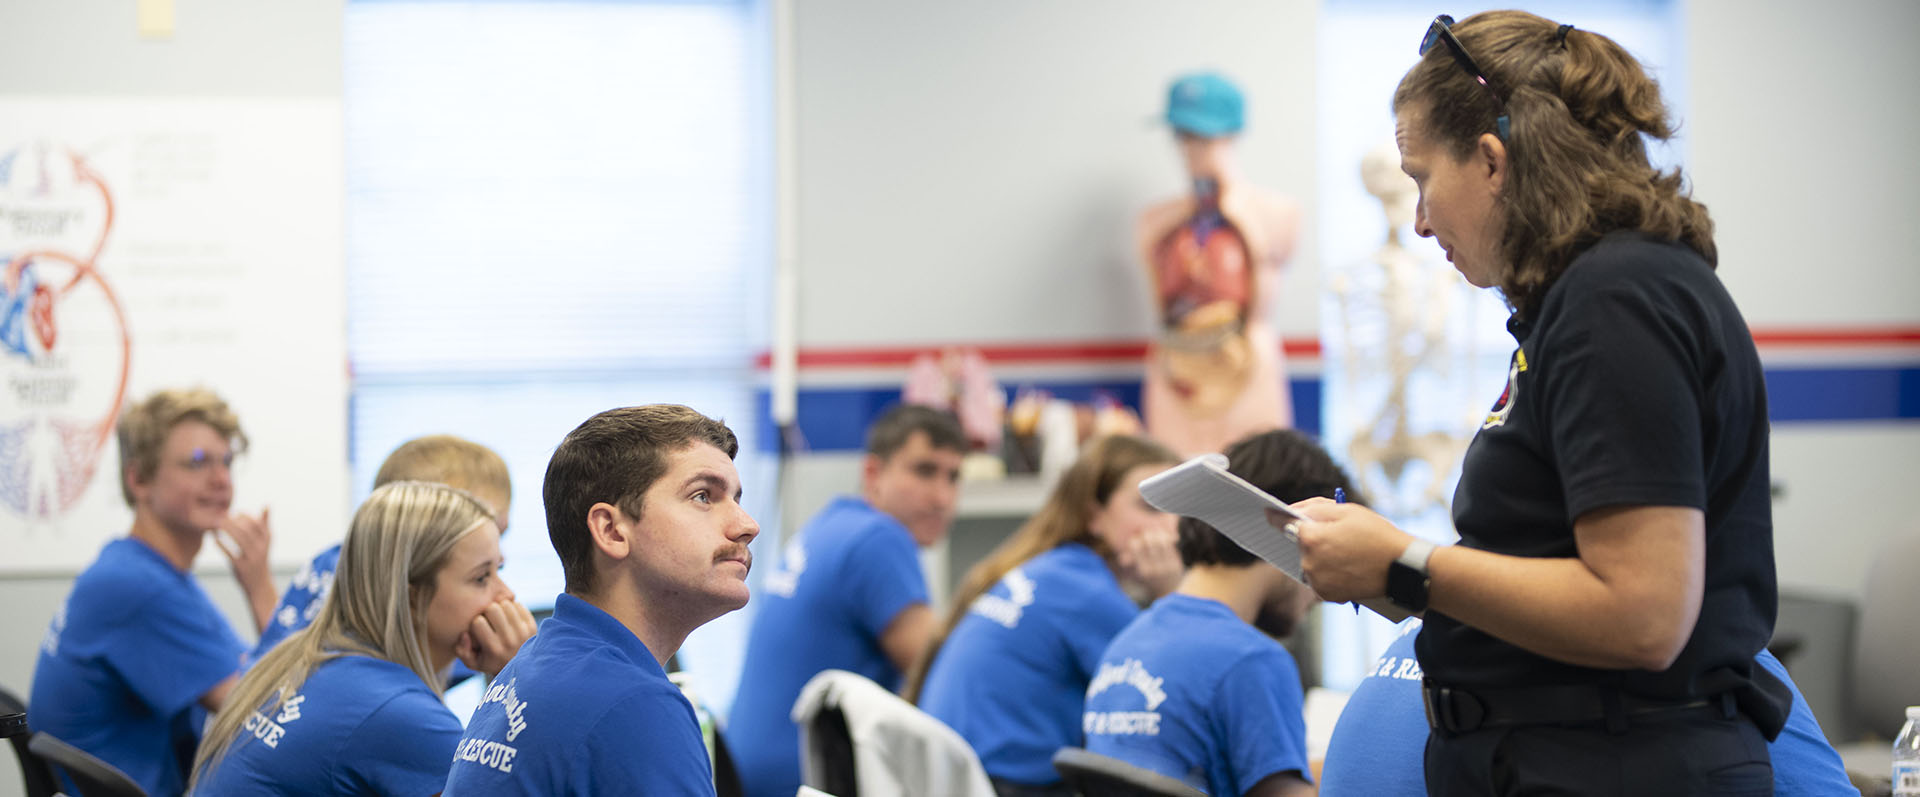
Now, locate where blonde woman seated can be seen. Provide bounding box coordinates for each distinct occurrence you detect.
[190,481,534,795]
[909,435,1186,796]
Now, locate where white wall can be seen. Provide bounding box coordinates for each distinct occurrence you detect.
[1687,0,1920,603]
[791,0,1323,348]
[1689,0,1920,328]
[0,0,342,99]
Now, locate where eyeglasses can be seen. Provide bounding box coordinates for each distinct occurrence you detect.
[173,447,237,472]
[1420,14,1510,141]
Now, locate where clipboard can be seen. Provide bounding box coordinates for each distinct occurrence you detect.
[1137,453,1308,582]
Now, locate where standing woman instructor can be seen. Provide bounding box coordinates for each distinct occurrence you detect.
[1294,10,1788,796]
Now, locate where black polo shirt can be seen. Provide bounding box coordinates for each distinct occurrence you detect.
[1420,231,1777,705]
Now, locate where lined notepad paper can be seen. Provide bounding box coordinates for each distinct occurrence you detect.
[1138,454,1308,582]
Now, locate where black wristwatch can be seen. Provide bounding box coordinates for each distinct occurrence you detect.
[1385,538,1436,612]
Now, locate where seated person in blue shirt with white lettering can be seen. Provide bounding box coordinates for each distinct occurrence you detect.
[730,404,966,797]
[445,404,760,795]
[910,434,1186,796]
[1318,618,1857,797]
[31,388,279,797]
[189,480,533,795]
[1086,429,1351,797]
[253,435,519,690]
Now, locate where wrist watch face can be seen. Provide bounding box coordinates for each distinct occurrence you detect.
[1386,561,1430,612]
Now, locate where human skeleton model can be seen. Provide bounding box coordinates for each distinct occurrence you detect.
[1138,134,1298,457]
[1329,144,1476,514]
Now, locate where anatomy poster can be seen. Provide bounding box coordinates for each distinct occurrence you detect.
[1,97,347,572]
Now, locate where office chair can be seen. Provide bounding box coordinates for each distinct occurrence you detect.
[801,700,859,797]
[27,733,146,797]
[710,723,745,797]
[0,685,61,797]
[1852,528,1920,740]
[792,669,993,797]
[1051,747,1207,797]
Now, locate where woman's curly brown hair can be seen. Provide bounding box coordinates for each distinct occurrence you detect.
[1393,10,1716,319]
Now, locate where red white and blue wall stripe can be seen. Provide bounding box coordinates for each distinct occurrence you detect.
[756,326,1920,452]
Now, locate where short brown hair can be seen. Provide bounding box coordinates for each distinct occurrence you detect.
[116,388,247,507]
[543,405,738,595]
[374,435,511,519]
[865,404,966,460]
[1393,10,1714,320]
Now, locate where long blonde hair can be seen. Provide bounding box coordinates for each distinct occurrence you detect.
[903,434,1178,703]
[189,481,495,787]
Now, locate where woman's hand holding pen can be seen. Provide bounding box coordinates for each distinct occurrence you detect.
[1273,497,1415,604]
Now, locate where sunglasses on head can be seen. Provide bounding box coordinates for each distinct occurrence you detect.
[1419,14,1510,141]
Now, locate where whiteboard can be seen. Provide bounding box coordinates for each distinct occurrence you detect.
[0,97,348,573]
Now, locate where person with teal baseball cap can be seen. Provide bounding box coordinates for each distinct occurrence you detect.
[1164,71,1246,138]
[1138,70,1302,459]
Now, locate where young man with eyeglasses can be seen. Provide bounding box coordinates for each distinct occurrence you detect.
[31,387,276,797]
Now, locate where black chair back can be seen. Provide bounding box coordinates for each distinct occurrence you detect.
[28,732,147,797]
[0,685,61,797]
[710,723,745,797]
[802,703,859,797]
[1051,747,1207,797]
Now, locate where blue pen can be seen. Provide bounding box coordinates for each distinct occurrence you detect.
[1332,487,1354,612]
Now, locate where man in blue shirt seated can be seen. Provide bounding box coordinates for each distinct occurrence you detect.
[445,404,760,795]
[31,387,278,797]
[252,434,527,684]
[729,404,966,797]
[1318,619,1858,796]
[1086,429,1348,797]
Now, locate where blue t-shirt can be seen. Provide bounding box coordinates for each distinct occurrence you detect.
[443,593,714,796]
[1318,619,1856,797]
[1317,619,1429,797]
[728,496,929,797]
[920,543,1139,785]
[252,544,341,659]
[193,654,462,796]
[1084,593,1309,796]
[30,537,247,797]
[1754,647,1856,796]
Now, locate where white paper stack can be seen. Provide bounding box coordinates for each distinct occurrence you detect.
[1137,453,1308,582]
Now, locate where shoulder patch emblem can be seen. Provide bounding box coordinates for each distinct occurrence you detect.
[1482,347,1528,429]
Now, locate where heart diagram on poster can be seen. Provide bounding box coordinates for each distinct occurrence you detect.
[1,142,133,521]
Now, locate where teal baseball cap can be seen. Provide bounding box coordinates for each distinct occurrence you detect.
[1164,72,1244,137]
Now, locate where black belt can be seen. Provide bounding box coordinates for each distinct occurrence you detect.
[1422,678,1731,735]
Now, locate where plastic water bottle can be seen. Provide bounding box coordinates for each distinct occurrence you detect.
[1896,706,1920,796]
